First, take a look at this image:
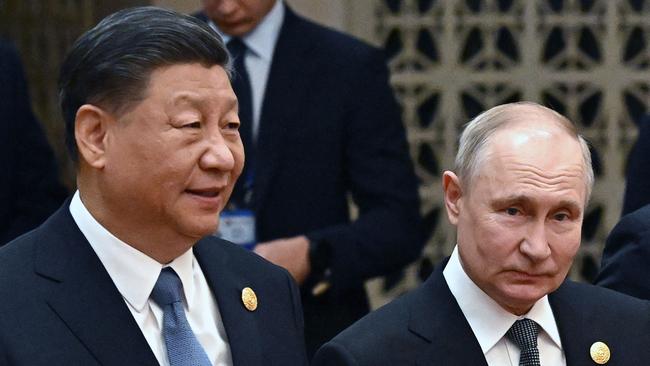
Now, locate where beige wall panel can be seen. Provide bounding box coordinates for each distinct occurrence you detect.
[154,0,201,14]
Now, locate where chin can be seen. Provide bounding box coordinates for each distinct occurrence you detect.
[178,219,219,241]
[500,286,549,312]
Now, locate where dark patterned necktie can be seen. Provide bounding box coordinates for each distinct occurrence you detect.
[506,318,541,366]
[226,38,254,208]
[150,268,211,366]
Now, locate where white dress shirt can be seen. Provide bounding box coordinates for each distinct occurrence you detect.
[443,246,566,366]
[209,0,285,140]
[69,191,232,366]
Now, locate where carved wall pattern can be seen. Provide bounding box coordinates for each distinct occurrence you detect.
[366,0,650,305]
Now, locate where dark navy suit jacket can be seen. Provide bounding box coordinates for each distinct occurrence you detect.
[313,260,650,366]
[0,202,308,366]
[595,204,650,300]
[0,40,67,245]
[197,6,423,354]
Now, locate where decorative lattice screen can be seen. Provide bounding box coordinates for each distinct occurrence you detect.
[366,0,650,307]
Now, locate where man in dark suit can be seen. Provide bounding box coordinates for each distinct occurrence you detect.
[313,102,650,365]
[594,204,650,300]
[594,115,650,301]
[0,39,67,245]
[0,7,307,365]
[196,0,423,355]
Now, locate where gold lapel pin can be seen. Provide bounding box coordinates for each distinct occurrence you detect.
[241,287,258,311]
[590,341,610,364]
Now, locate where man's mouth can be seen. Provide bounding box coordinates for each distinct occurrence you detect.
[186,188,220,198]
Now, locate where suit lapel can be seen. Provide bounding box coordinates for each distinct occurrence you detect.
[34,204,157,365]
[254,7,318,212]
[194,239,264,365]
[410,262,488,366]
[549,281,596,366]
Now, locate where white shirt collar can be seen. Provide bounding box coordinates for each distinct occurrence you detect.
[209,0,284,62]
[69,190,197,312]
[443,246,563,354]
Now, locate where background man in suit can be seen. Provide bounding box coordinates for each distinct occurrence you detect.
[0,39,67,245]
[313,102,650,366]
[0,7,307,365]
[593,116,650,296]
[594,203,650,300]
[197,0,423,355]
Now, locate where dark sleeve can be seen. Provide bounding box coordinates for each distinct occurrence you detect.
[0,41,67,244]
[622,116,650,216]
[312,340,360,366]
[305,49,424,289]
[284,268,309,365]
[594,207,650,299]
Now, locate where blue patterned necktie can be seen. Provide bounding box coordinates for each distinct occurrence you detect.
[151,267,211,366]
[506,318,541,366]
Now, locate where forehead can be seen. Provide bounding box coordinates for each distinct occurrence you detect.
[138,63,235,108]
[147,63,230,92]
[474,118,587,206]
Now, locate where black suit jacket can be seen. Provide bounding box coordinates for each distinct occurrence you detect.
[0,39,67,245]
[313,261,650,365]
[197,6,423,354]
[0,202,308,365]
[595,204,650,300]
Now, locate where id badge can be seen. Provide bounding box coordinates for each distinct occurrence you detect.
[216,209,256,250]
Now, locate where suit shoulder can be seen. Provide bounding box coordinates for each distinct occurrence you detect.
[315,284,441,366]
[0,228,38,273]
[195,237,292,281]
[323,289,417,355]
[0,229,42,300]
[287,10,384,62]
[558,280,650,312]
[614,204,650,234]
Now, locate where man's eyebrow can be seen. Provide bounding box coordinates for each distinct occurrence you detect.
[171,92,202,106]
[555,199,583,213]
[491,195,582,212]
[170,92,239,111]
[491,195,532,207]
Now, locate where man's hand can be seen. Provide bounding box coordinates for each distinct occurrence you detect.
[254,235,310,284]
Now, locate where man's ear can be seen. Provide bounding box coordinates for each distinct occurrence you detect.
[442,171,463,225]
[75,104,112,169]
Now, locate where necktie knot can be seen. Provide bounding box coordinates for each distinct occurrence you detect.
[151,267,183,307]
[507,318,541,366]
[507,318,540,350]
[150,267,211,365]
[227,38,247,60]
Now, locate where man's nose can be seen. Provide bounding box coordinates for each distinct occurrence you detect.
[200,137,236,171]
[214,0,238,15]
[520,220,552,262]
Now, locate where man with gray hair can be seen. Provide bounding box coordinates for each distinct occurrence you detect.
[313,102,650,365]
[0,7,307,365]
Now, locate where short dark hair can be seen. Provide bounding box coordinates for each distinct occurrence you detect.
[58,6,230,162]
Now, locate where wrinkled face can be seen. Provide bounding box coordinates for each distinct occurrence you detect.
[203,0,276,36]
[444,116,587,315]
[102,63,244,243]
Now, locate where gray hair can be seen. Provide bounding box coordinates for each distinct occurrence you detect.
[454,101,594,199]
[59,6,231,163]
